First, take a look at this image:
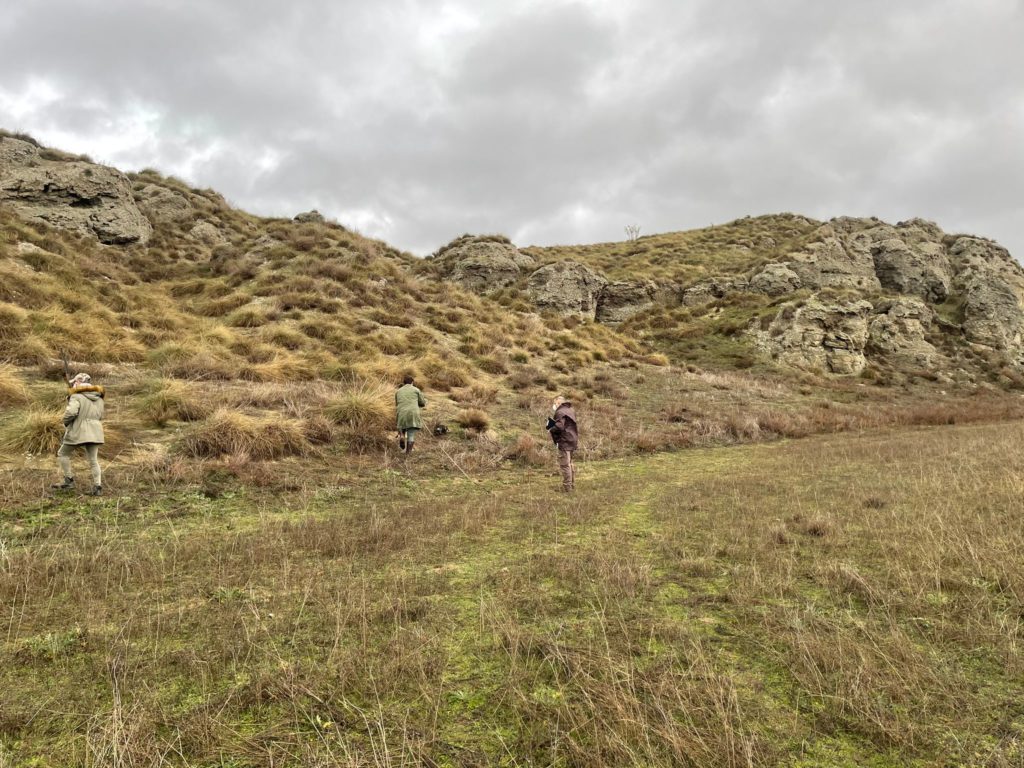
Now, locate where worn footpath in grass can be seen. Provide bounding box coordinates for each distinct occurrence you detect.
[3,422,1024,766]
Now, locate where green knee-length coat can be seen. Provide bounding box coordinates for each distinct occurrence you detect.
[395,384,426,430]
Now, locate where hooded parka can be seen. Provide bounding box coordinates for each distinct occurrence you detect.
[62,385,105,445]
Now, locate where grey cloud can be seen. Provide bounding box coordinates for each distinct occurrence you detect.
[0,0,1021,257]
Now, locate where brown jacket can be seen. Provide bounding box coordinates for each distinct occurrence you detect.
[548,402,578,451]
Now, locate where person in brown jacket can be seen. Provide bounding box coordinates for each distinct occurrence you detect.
[546,396,578,492]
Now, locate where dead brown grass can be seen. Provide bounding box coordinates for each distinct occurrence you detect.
[0,364,29,406]
[174,409,308,459]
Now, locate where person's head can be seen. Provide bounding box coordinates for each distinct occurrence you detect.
[403,374,415,386]
[552,395,567,412]
[70,372,91,387]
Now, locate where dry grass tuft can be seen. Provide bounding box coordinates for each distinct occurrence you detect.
[503,432,546,465]
[456,408,491,432]
[135,379,210,427]
[0,364,30,406]
[0,407,65,455]
[174,409,308,459]
[324,378,392,431]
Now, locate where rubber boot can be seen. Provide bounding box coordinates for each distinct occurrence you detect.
[51,476,75,491]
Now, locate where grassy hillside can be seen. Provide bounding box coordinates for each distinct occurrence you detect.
[3,421,1023,766]
[521,213,821,284]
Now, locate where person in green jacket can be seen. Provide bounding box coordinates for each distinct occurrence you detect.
[52,372,105,496]
[395,375,426,454]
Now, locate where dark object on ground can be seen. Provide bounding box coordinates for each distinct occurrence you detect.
[51,476,74,491]
[433,423,449,436]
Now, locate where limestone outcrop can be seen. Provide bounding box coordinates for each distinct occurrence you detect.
[867,298,939,365]
[189,220,230,247]
[431,236,536,294]
[943,238,1024,360]
[0,137,152,244]
[294,210,326,224]
[135,184,193,224]
[596,280,658,323]
[748,263,802,297]
[527,261,607,320]
[755,299,873,375]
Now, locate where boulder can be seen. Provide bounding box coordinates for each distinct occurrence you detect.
[754,299,873,375]
[294,210,326,224]
[0,137,152,244]
[135,183,193,224]
[527,261,607,320]
[867,298,939,364]
[433,237,535,294]
[749,263,802,297]
[189,221,229,247]
[596,280,658,323]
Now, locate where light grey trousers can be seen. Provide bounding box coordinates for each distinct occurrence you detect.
[57,443,102,485]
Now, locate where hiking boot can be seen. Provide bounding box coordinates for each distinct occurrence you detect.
[398,437,406,451]
[51,476,74,491]
[88,485,103,497]
[405,441,414,454]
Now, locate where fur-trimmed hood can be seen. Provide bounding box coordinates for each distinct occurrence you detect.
[68,384,105,400]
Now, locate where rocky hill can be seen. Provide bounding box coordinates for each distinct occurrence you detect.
[424,216,1024,386]
[2,128,1024,496]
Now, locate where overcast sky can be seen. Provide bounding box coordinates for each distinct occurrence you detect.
[1,0,1021,257]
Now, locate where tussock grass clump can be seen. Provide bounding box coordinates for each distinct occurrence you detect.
[324,378,393,432]
[456,408,491,432]
[175,409,307,459]
[418,354,469,391]
[503,433,545,465]
[136,379,210,427]
[302,414,335,445]
[0,407,65,455]
[0,364,30,406]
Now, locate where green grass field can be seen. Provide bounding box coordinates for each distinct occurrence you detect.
[3,421,1024,767]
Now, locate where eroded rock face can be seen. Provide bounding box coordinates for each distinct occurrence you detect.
[0,137,152,244]
[771,217,953,301]
[527,261,608,320]
[435,238,536,294]
[189,221,229,247]
[788,228,882,292]
[135,184,193,224]
[755,299,873,375]
[871,238,950,302]
[749,262,802,297]
[596,280,658,323]
[867,298,939,365]
[949,237,1024,358]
